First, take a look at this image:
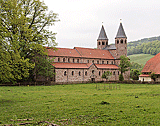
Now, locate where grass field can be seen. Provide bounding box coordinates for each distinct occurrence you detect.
[128,54,154,65]
[1,84,160,125]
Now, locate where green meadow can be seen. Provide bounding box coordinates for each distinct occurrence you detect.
[1,84,160,125]
[128,54,154,65]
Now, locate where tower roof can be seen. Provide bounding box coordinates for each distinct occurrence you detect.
[97,25,108,40]
[115,23,127,38]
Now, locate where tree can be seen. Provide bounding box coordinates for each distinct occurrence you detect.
[130,69,141,80]
[102,71,112,81]
[151,72,156,81]
[0,0,58,83]
[119,55,131,81]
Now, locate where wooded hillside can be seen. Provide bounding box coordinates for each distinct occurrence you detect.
[127,36,160,55]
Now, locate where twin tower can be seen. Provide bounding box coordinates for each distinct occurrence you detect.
[97,22,127,59]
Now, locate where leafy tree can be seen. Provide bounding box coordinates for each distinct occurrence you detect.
[151,72,156,81]
[0,0,58,83]
[130,69,141,80]
[119,74,124,81]
[119,55,131,81]
[102,71,112,81]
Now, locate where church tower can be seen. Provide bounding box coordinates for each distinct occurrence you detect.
[97,25,108,49]
[115,22,127,58]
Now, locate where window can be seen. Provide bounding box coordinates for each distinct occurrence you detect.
[68,58,70,63]
[117,40,119,44]
[102,42,105,45]
[121,40,123,44]
[102,61,104,64]
[125,40,127,44]
[63,58,65,62]
[99,71,101,76]
[118,71,119,75]
[85,71,87,76]
[87,60,89,63]
[106,42,108,45]
[64,71,67,76]
[113,71,115,75]
[97,61,99,64]
[99,42,100,45]
[77,59,79,63]
[58,58,60,62]
[92,60,94,63]
[72,71,74,76]
[112,61,113,64]
[107,61,108,64]
[79,71,81,76]
[73,59,74,63]
[92,70,94,74]
[104,71,105,73]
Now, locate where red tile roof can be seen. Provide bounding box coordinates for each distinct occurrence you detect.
[141,53,160,74]
[47,47,115,59]
[139,74,150,77]
[74,47,114,59]
[47,48,80,57]
[52,63,92,69]
[53,62,118,69]
[95,64,119,69]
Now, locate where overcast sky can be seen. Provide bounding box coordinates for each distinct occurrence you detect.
[44,0,160,48]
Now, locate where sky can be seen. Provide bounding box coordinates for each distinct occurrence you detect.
[44,0,160,48]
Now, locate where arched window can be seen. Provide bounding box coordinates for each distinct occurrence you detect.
[72,71,74,76]
[125,40,127,44]
[112,61,113,64]
[107,61,108,64]
[99,42,100,45]
[99,71,101,76]
[104,71,105,73]
[92,60,94,63]
[63,58,65,62]
[64,71,67,76]
[77,59,79,63]
[79,71,81,76]
[106,42,108,45]
[121,40,123,44]
[73,59,74,63]
[92,70,94,74]
[102,61,104,64]
[58,58,60,62]
[87,60,89,63]
[97,61,99,64]
[102,42,105,45]
[118,71,119,75]
[68,58,70,63]
[117,40,119,44]
[113,71,115,75]
[85,71,87,76]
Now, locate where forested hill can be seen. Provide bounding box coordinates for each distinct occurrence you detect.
[127,36,160,55]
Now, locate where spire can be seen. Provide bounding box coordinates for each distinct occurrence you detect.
[97,25,108,40]
[115,22,127,38]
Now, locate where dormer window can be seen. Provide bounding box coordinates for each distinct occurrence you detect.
[121,40,123,44]
[77,59,79,63]
[58,58,60,62]
[102,42,105,45]
[102,61,104,64]
[99,42,100,45]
